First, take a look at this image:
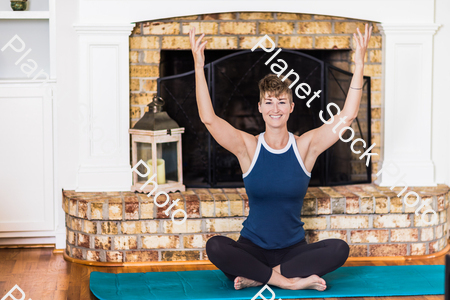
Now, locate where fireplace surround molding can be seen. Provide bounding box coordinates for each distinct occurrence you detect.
[72,2,440,191]
[376,23,440,187]
[77,0,435,24]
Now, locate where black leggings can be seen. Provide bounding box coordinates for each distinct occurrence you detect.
[206,235,349,285]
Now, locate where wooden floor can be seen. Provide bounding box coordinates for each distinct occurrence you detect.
[0,247,446,300]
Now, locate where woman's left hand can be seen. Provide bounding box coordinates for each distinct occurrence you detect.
[353,23,373,66]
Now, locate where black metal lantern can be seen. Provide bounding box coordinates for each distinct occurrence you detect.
[129,97,185,193]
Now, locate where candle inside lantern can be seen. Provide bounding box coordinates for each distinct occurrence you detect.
[147,158,166,184]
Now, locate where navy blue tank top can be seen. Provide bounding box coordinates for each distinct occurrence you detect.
[240,131,311,249]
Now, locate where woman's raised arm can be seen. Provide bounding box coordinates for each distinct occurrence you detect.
[189,27,252,158]
[305,23,373,160]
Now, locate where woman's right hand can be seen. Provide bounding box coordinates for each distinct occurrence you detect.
[189,27,207,69]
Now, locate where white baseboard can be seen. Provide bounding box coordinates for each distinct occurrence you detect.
[0,236,56,246]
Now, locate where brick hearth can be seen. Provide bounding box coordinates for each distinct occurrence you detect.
[63,184,450,263]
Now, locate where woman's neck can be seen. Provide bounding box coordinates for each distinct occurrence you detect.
[264,127,289,150]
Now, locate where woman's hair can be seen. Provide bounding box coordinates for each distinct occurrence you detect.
[258,73,293,104]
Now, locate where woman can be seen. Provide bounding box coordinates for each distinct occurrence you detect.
[189,24,372,292]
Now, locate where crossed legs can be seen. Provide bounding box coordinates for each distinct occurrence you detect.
[205,235,349,291]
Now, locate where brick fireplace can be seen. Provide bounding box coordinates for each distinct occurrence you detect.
[63,183,449,263]
[64,11,448,264]
[63,12,449,264]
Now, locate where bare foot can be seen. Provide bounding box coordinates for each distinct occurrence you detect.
[234,276,264,290]
[288,275,327,291]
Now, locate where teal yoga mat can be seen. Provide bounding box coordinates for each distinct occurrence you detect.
[90,265,444,300]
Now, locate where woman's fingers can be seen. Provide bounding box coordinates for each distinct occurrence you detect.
[195,33,205,48]
[188,26,207,64]
[363,24,369,46]
[189,28,195,48]
[353,33,361,49]
[189,27,202,50]
[357,27,364,45]
[354,24,373,49]
[361,24,373,48]
[200,40,207,51]
[367,25,373,47]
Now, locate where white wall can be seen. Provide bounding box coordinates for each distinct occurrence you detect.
[432,0,450,184]
[52,0,80,247]
[56,0,79,191]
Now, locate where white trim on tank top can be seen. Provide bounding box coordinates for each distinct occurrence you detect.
[291,136,312,178]
[242,132,311,178]
[261,131,292,154]
[242,134,263,178]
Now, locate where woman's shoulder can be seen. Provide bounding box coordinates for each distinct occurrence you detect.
[292,131,312,146]
[292,132,313,155]
[238,131,260,156]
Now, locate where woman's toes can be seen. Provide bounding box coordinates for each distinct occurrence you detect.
[311,274,326,285]
[233,276,263,290]
[234,277,242,290]
[302,275,327,291]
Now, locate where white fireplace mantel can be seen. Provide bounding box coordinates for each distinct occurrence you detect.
[73,1,441,190]
[77,0,435,24]
[375,23,441,187]
[74,23,135,191]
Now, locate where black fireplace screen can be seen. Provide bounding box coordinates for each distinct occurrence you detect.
[157,48,371,187]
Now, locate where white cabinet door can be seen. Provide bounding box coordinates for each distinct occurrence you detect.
[0,86,54,232]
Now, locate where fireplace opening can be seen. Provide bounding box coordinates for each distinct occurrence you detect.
[160,49,353,77]
[157,49,371,188]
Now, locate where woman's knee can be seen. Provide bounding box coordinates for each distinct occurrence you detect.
[205,235,233,259]
[335,239,350,262]
[324,238,350,263]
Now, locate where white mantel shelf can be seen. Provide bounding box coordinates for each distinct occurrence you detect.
[0,11,50,19]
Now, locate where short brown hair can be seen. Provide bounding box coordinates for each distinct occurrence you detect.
[258,73,293,104]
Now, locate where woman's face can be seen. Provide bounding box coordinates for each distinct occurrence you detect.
[258,92,294,128]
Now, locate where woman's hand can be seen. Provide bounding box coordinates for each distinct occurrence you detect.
[353,23,373,66]
[189,27,208,69]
